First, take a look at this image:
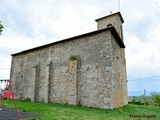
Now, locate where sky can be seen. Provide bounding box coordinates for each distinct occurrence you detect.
[0,0,160,95]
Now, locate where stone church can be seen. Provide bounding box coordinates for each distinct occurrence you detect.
[10,12,127,109]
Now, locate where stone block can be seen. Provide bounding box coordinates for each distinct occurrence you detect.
[104,98,111,103]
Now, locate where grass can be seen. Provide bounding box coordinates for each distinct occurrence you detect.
[3,100,160,120]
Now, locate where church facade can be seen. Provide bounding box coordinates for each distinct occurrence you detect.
[10,12,127,109]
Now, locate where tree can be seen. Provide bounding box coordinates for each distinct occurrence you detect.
[0,22,4,35]
[150,92,160,106]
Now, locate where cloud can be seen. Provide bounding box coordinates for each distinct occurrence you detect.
[153,0,160,7]
[53,2,99,39]
[126,31,160,78]
[125,4,160,92]
[123,0,160,80]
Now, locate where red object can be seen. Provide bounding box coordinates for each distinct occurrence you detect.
[2,91,14,99]
[1,80,20,120]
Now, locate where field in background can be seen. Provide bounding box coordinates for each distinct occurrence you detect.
[3,100,160,120]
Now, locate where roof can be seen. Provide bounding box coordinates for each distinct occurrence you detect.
[11,26,125,56]
[95,12,124,23]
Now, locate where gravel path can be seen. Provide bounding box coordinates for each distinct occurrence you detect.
[0,107,39,120]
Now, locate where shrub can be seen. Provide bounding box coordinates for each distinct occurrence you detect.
[150,92,160,107]
[131,98,136,104]
[135,101,141,105]
[69,55,77,61]
[20,97,31,102]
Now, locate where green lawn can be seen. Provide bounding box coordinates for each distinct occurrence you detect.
[3,100,160,120]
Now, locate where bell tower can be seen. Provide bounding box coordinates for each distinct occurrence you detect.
[95,12,124,40]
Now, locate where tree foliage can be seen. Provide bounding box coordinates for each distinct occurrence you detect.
[150,92,160,106]
[140,95,147,105]
[0,22,4,34]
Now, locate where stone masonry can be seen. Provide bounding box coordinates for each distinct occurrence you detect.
[10,12,128,109]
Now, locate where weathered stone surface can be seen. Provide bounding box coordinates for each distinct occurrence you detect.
[68,60,78,105]
[10,12,127,109]
[96,12,124,40]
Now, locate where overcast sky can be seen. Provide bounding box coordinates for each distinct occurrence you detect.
[0,0,160,94]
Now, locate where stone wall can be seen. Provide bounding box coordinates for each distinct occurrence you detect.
[68,59,78,105]
[11,30,124,109]
[111,34,128,108]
